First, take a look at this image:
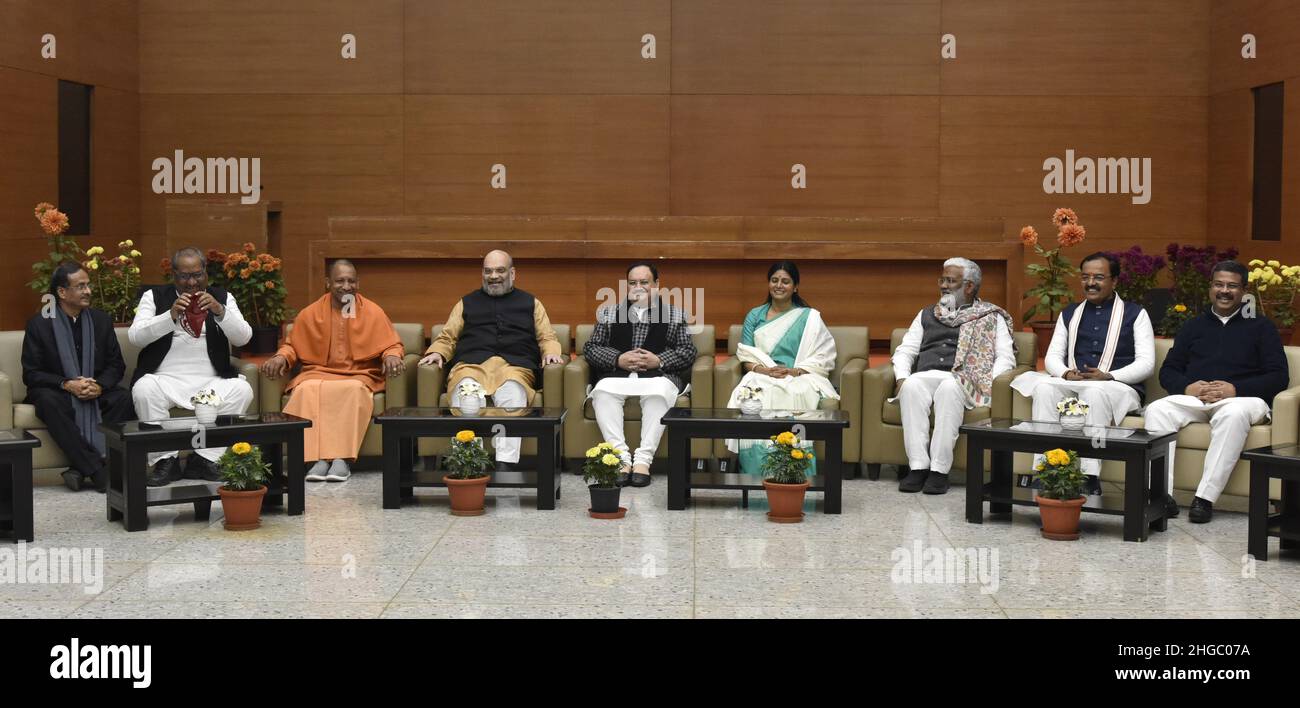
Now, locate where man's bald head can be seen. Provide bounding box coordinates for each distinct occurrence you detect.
[482,250,515,296]
[484,250,513,270]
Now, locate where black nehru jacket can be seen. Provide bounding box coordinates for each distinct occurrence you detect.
[131,285,239,385]
[21,308,125,393]
[449,287,542,379]
[1159,309,1289,403]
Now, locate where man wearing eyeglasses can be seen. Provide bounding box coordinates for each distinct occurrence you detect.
[19,261,135,493]
[892,257,1017,495]
[129,246,254,486]
[1011,252,1158,506]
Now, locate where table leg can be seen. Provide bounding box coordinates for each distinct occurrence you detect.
[1248,463,1270,561]
[536,429,556,511]
[107,444,123,523]
[1123,452,1147,542]
[124,447,149,532]
[1280,478,1299,552]
[9,455,33,543]
[1148,452,1168,533]
[194,499,212,522]
[990,450,1012,514]
[965,439,985,524]
[555,428,562,500]
[668,427,687,511]
[262,441,284,510]
[823,434,842,514]
[382,427,401,509]
[399,435,415,499]
[286,432,305,516]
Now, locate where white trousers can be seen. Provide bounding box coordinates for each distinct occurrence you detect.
[1030,379,1140,476]
[1143,395,1270,503]
[131,374,255,465]
[450,379,527,463]
[899,370,968,474]
[590,377,679,468]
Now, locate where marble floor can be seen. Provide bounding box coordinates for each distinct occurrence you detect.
[4,469,1299,619]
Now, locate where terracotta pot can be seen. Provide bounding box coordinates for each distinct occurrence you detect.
[1036,494,1086,540]
[762,479,810,523]
[443,474,490,516]
[219,485,268,531]
[1028,321,1055,361]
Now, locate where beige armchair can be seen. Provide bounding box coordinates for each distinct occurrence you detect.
[258,322,423,461]
[562,324,715,467]
[712,325,868,475]
[416,324,570,458]
[0,327,260,483]
[861,328,1037,481]
[1009,338,1300,506]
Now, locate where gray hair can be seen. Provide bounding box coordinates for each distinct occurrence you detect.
[943,257,982,295]
[171,247,206,272]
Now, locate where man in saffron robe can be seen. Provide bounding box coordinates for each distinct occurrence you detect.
[260,259,405,482]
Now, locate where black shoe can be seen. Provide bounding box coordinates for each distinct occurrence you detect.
[185,455,222,482]
[61,470,84,491]
[899,469,928,493]
[1164,494,1180,519]
[495,461,518,473]
[615,471,632,488]
[1189,496,1213,524]
[1082,476,1103,497]
[630,473,652,488]
[146,457,180,487]
[922,471,949,495]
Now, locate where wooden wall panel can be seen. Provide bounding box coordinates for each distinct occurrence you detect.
[940,0,1209,96]
[403,96,670,215]
[92,87,141,240]
[404,0,669,94]
[1210,0,1300,94]
[1207,89,1254,247]
[670,96,940,216]
[0,0,138,92]
[672,0,939,94]
[138,0,403,94]
[0,67,58,238]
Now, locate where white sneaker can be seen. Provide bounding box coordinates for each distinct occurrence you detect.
[305,460,329,482]
[325,458,351,482]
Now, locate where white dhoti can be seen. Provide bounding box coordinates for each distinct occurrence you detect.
[590,376,681,468]
[450,378,528,463]
[1143,395,1271,503]
[1012,372,1141,476]
[896,369,969,474]
[131,374,255,465]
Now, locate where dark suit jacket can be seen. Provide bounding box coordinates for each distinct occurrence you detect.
[21,307,127,396]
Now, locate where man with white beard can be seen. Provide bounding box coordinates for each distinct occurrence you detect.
[891,258,1017,494]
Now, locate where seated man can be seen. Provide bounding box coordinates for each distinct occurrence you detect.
[893,257,1016,495]
[419,250,563,468]
[1011,252,1156,503]
[584,262,697,487]
[21,261,135,492]
[260,259,405,483]
[1145,260,1289,523]
[129,247,254,486]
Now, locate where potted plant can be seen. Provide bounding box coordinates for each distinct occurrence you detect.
[217,442,270,531]
[1104,246,1166,325]
[583,442,625,519]
[1020,208,1087,356]
[761,430,814,523]
[1032,448,1086,541]
[455,379,485,415]
[84,240,144,325]
[206,243,292,354]
[1247,259,1300,344]
[736,384,763,415]
[28,202,82,295]
[443,429,492,516]
[1055,397,1089,430]
[1156,243,1239,337]
[191,388,221,425]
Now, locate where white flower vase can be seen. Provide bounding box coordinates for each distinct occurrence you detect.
[740,399,762,416]
[459,397,483,416]
[1059,412,1086,430]
[194,404,218,426]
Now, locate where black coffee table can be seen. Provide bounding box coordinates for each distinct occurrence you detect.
[373,407,567,511]
[662,408,850,513]
[1241,445,1300,561]
[100,413,311,532]
[962,419,1176,542]
[0,430,41,543]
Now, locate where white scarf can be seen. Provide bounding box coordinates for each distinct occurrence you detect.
[1066,294,1126,372]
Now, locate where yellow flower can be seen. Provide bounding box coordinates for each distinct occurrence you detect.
[87,261,99,270]
[1269,260,1281,268]
[1250,259,1264,267]
[586,447,599,458]
[776,431,796,446]
[1249,272,1259,283]
[130,249,142,258]
[455,430,475,443]
[1045,448,1070,467]
[791,449,804,459]
[770,435,778,441]
[231,442,252,455]
[130,266,140,274]
[601,453,620,466]
[598,442,616,451]
[124,239,133,247]
[1173,304,1187,313]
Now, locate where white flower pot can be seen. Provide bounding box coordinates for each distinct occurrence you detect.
[1059,412,1086,430]
[459,398,482,416]
[740,399,762,416]
[194,404,218,425]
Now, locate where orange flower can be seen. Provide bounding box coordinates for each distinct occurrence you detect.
[262,262,275,272]
[239,268,253,279]
[243,242,256,254]
[1057,223,1087,247]
[159,257,173,276]
[264,281,275,290]
[1019,225,1039,246]
[38,209,69,235]
[34,202,54,217]
[258,253,272,264]
[1052,208,1078,227]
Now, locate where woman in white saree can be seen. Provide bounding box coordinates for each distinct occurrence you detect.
[725,261,839,474]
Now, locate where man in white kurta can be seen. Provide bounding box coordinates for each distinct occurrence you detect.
[129,248,254,486]
[893,258,1016,495]
[1010,253,1155,500]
